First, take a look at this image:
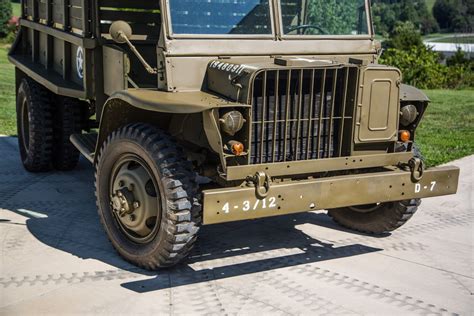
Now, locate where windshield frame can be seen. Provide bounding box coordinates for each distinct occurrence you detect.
[277,0,373,40]
[163,0,373,40]
[164,0,277,39]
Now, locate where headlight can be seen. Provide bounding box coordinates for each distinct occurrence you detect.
[400,104,418,126]
[219,110,246,136]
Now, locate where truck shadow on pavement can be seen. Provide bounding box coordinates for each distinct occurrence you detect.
[0,137,383,293]
[5,198,382,293]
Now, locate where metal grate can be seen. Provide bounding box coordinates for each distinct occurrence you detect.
[250,66,358,164]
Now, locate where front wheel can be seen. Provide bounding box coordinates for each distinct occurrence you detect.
[328,199,421,235]
[95,124,201,269]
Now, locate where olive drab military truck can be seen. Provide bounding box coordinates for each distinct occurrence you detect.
[9,0,460,269]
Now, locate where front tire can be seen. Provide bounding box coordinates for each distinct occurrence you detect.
[329,146,424,235]
[95,124,201,269]
[328,199,421,235]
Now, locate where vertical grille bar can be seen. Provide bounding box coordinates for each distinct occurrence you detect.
[316,69,327,159]
[283,70,292,162]
[260,71,267,163]
[339,68,350,156]
[272,70,280,163]
[327,69,338,158]
[295,70,304,160]
[306,69,315,160]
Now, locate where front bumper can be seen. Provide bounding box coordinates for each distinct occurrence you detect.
[202,166,460,225]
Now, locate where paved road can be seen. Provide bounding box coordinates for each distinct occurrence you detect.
[0,136,472,315]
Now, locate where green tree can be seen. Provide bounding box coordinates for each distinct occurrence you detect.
[0,0,13,37]
[372,0,439,35]
[433,0,473,32]
[306,0,361,35]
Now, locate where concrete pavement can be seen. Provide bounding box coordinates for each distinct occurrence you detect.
[0,136,472,315]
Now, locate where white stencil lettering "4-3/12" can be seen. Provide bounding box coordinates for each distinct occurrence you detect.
[221,197,278,214]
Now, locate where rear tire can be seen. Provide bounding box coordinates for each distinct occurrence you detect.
[16,78,54,172]
[95,123,201,270]
[52,97,84,171]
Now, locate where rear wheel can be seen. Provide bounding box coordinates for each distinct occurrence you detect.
[95,124,201,269]
[52,97,84,171]
[16,78,54,172]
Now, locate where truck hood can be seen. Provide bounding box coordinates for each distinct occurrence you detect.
[206,57,345,104]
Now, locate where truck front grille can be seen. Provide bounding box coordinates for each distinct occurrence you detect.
[250,66,358,164]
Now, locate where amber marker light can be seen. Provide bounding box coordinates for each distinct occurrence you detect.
[399,130,411,142]
[228,141,245,156]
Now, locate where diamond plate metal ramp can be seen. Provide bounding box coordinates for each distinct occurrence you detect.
[0,136,472,315]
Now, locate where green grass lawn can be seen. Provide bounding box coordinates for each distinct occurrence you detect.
[12,2,21,17]
[433,35,474,44]
[426,0,436,12]
[0,46,16,136]
[0,46,473,166]
[416,89,474,167]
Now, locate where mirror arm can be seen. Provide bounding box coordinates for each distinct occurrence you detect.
[118,31,157,75]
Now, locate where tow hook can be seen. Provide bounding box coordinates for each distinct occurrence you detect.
[408,157,425,182]
[247,171,271,199]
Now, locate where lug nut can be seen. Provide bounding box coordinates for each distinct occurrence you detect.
[129,214,136,222]
[133,201,140,209]
[119,181,125,187]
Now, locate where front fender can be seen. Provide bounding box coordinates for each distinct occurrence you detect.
[107,89,243,114]
[94,89,249,163]
[400,84,430,103]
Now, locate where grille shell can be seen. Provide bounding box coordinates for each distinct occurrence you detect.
[249,66,358,165]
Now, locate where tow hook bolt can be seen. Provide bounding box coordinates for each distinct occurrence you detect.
[253,171,271,199]
[408,157,425,182]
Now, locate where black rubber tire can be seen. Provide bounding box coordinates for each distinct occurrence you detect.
[328,146,424,235]
[16,78,54,172]
[95,123,201,270]
[328,199,421,234]
[52,97,84,171]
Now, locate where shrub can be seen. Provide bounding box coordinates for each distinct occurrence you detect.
[380,46,474,89]
[0,0,12,37]
[384,21,424,50]
[443,65,474,89]
[447,48,473,68]
[380,46,445,89]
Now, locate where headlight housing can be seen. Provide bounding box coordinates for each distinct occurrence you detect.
[219,110,246,136]
[400,104,419,127]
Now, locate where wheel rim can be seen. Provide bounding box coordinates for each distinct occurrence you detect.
[109,154,161,244]
[20,98,30,153]
[349,203,383,213]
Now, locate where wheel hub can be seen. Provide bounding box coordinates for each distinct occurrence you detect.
[111,187,138,217]
[110,159,160,240]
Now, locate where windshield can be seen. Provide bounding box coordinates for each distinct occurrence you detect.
[169,0,272,35]
[280,0,369,36]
